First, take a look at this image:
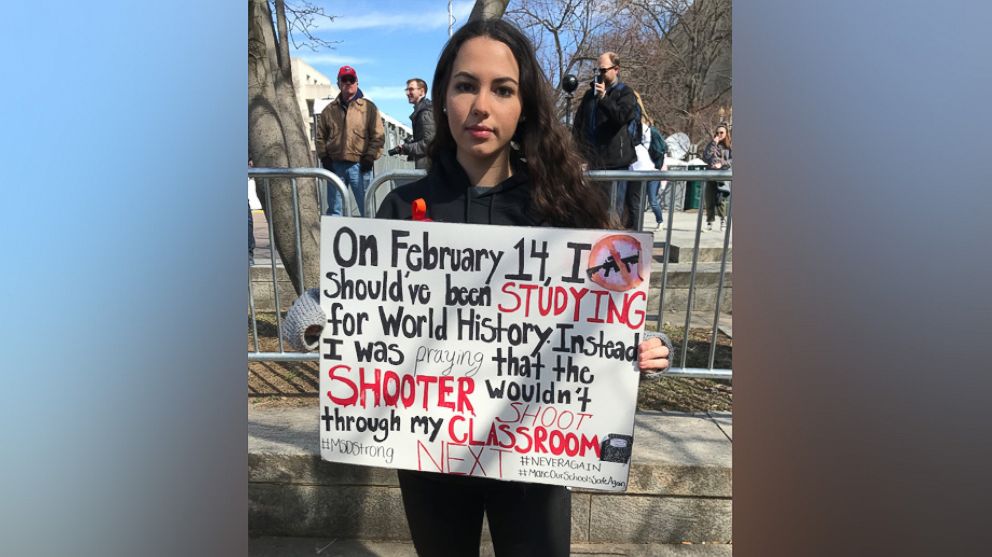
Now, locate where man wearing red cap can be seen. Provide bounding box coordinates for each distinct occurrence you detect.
[315,65,385,216]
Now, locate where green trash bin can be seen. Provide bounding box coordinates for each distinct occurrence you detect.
[685,181,702,210]
[684,159,708,210]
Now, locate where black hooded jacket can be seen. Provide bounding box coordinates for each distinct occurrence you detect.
[376,149,541,226]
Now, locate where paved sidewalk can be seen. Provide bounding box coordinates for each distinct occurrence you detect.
[249,537,732,556]
[249,406,732,547]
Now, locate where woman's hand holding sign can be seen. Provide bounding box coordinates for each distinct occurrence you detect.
[638,336,671,378]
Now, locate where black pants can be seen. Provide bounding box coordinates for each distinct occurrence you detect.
[603,165,643,230]
[623,181,645,229]
[704,181,728,223]
[397,470,571,557]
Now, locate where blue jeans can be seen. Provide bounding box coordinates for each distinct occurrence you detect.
[326,160,372,216]
[646,180,664,222]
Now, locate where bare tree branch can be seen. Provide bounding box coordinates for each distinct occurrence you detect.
[617,0,733,143]
[281,0,340,51]
[506,0,624,118]
[275,0,292,74]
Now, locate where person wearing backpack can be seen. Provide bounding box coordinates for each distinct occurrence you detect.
[629,92,668,231]
[646,124,669,230]
[627,92,663,230]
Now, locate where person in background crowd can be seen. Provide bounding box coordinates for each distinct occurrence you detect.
[248,157,256,265]
[374,19,673,557]
[702,123,732,231]
[647,125,669,231]
[571,51,641,229]
[389,78,435,169]
[315,65,385,216]
[629,92,666,231]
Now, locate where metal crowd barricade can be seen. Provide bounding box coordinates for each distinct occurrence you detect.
[364,170,427,217]
[247,167,349,362]
[582,170,733,379]
[363,168,733,380]
[248,167,732,380]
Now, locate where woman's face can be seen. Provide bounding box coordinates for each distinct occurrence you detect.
[715,127,728,143]
[445,36,522,165]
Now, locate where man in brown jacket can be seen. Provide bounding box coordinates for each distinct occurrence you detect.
[315,65,385,216]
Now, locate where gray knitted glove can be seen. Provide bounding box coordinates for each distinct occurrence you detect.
[638,330,674,380]
[280,288,326,352]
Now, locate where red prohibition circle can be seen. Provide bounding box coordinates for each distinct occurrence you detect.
[586,234,644,292]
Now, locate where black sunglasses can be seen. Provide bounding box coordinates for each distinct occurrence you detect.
[597,66,617,75]
[340,76,356,84]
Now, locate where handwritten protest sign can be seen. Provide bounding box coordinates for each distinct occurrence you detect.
[318,217,653,492]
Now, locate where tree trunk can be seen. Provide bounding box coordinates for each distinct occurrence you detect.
[248,0,321,297]
[469,0,510,21]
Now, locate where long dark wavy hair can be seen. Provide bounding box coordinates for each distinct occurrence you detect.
[428,19,613,229]
[715,123,732,149]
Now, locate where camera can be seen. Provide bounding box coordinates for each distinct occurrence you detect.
[387,145,403,156]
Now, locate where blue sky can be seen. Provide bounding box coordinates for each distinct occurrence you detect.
[289,0,476,125]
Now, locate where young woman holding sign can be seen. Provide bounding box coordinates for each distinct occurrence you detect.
[374,19,672,557]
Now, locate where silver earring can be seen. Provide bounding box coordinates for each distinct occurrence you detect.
[442,106,447,113]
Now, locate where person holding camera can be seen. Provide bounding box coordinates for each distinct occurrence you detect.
[314,65,385,216]
[388,78,435,170]
[571,52,641,229]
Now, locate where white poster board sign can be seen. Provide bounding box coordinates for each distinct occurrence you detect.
[318,217,653,492]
